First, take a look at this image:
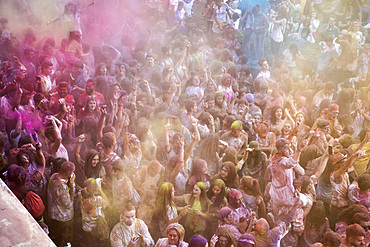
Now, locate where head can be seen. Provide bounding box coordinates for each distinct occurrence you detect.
[328,16,336,28]
[214,91,225,107]
[215,226,235,247]
[41,61,53,76]
[147,160,162,177]
[255,218,270,235]
[85,96,97,113]
[65,2,76,14]
[228,189,243,209]
[219,207,233,224]
[258,58,269,71]
[240,176,262,196]
[295,111,306,125]
[83,178,98,197]
[323,231,342,247]
[221,73,232,87]
[189,235,208,247]
[192,182,206,198]
[58,161,75,180]
[102,132,116,149]
[345,224,366,247]
[191,159,208,177]
[85,79,96,95]
[276,138,291,157]
[120,203,136,226]
[84,149,100,178]
[271,105,284,124]
[282,121,293,135]
[324,81,336,95]
[146,55,155,67]
[238,233,256,247]
[255,122,269,138]
[166,223,185,245]
[58,82,68,98]
[210,179,226,198]
[230,120,243,138]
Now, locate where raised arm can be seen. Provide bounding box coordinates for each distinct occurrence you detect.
[75,134,85,167]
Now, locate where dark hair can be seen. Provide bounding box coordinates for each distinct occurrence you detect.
[84,149,101,179]
[306,201,327,229]
[346,223,366,239]
[59,161,75,176]
[358,174,370,192]
[322,231,342,247]
[7,164,27,187]
[102,132,116,148]
[339,205,369,225]
[270,105,284,125]
[185,99,196,113]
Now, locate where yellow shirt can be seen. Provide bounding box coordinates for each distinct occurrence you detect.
[350,142,370,175]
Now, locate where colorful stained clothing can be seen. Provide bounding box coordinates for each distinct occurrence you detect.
[220,131,248,154]
[110,218,154,247]
[79,194,109,232]
[112,174,133,207]
[330,172,350,208]
[47,173,74,222]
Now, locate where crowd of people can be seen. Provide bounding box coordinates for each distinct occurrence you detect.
[0,0,369,246]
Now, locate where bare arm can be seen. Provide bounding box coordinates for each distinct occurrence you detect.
[74,134,85,167]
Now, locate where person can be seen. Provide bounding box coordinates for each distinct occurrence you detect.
[298,200,330,246]
[250,197,300,246]
[77,79,105,113]
[317,16,340,41]
[152,182,191,239]
[239,141,268,186]
[48,81,75,115]
[239,176,266,218]
[78,178,110,246]
[342,224,366,247]
[47,1,95,38]
[210,226,236,247]
[212,0,232,35]
[47,161,75,247]
[269,138,306,224]
[213,162,239,190]
[252,4,269,60]
[174,182,212,240]
[269,6,288,59]
[206,179,228,239]
[155,223,189,247]
[185,159,211,193]
[221,120,248,158]
[110,203,155,247]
